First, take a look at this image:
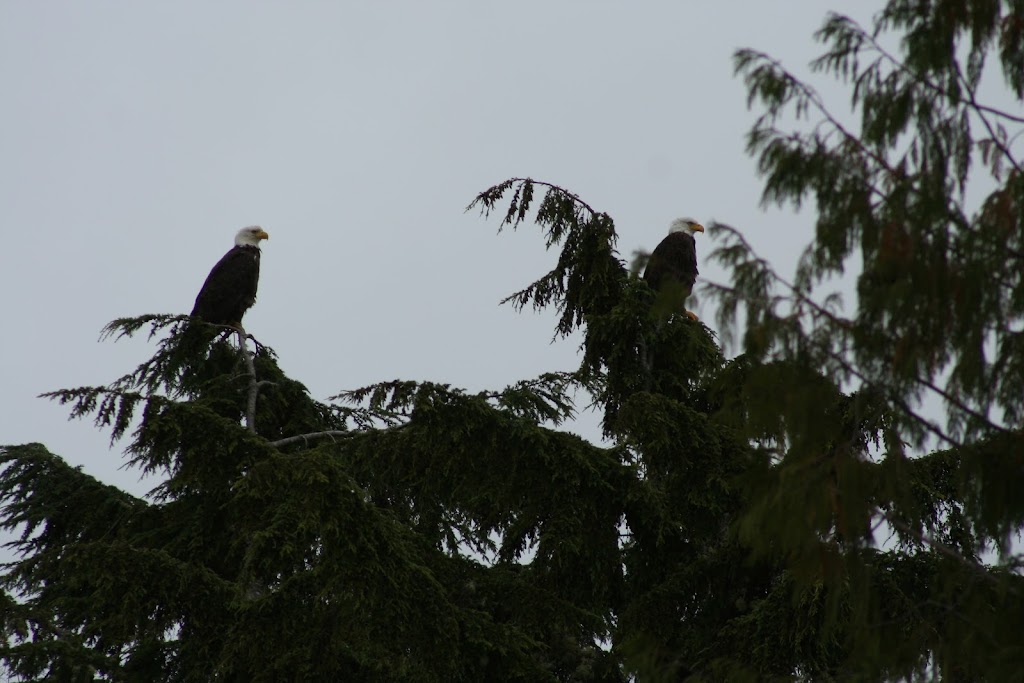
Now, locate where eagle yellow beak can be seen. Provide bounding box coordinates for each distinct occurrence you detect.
[693,223,705,233]
[257,229,270,241]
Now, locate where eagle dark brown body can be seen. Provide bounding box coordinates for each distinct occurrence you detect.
[643,218,704,320]
[190,226,269,327]
[643,231,698,296]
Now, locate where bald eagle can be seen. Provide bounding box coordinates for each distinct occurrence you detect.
[190,226,270,328]
[643,218,704,320]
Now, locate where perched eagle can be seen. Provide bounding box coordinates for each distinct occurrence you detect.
[643,217,704,320]
[190,226,270,328]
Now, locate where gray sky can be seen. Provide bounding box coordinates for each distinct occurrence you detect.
[2,2,882,495]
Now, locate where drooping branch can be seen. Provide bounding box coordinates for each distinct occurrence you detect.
[738,49,1024,263]
[820,14,1024,126]
[469,177,627,340]
[467,177,600,230]
[879,509,1018,593]
[705,226,1016,444]
[502,177,601,220]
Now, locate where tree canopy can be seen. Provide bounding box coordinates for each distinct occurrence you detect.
[3,1,1023,680]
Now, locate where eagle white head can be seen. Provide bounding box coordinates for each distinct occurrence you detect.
[669,218,705,236]
[234,226,270,247]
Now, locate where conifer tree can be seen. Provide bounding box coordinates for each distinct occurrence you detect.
[2,1,1023,680]
[699,1,1024,679]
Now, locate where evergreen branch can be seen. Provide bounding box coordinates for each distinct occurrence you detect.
[466,177,600,229]
[705,226,1012,446]
[885,393,962,449]
[99,313,190,342]
[465,177,516,219]
[761,294,965,449]
[332,380,454,418]
[913,374,1013,438]
[792,291,999,447]
[820,14,1024,125]
[469,178,626,338]
[0,442,145,615]
[0,612,109,680]
[862,16,1024,127]
[716,226,985,427]
[738,49,1023,267]
[329,403,406,430]
[39,387,157,445]
[804,304,1013,444]
[502,177,601,221]
[879,509,1016,592]
[738,50,890,173]
[481,372,580,425]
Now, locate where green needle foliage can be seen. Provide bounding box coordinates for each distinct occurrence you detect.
[3,2,1024,680]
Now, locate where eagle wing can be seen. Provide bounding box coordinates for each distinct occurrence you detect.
[643,231,698,297]
[190,245,261,325]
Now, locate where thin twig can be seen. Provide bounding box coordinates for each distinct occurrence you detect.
[951,59,1024,177]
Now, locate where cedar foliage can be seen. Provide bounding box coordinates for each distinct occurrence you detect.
[3,2,1024,680]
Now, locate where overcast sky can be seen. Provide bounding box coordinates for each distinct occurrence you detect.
[1,2,886,496]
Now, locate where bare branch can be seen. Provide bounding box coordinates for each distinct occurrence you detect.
[238,328,259,435]
[268,430,354,449]
[951,59,1024,176]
